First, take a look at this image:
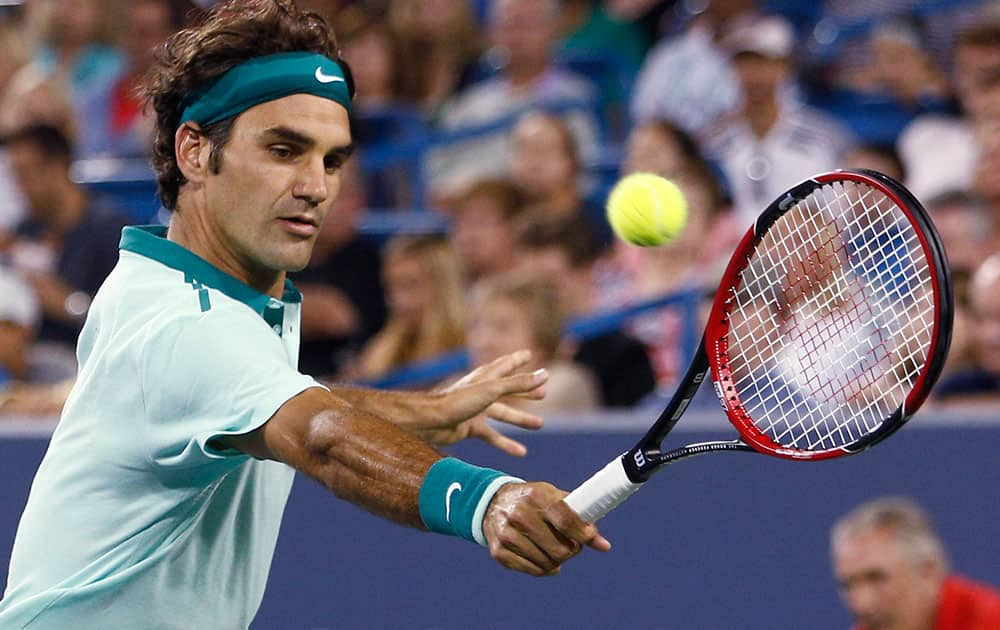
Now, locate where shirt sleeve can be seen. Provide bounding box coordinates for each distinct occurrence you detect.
[138,304,323,471]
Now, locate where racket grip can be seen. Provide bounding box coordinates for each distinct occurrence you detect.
[564,456,642,523]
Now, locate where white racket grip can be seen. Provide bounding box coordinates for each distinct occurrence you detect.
[564,456,642,523]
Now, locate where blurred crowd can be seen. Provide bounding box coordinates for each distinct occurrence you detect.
[2,0,1000,416]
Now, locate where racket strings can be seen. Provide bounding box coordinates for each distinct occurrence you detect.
[725,181,936,451]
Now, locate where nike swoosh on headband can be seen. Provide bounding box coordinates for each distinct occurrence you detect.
[315,67,346,84]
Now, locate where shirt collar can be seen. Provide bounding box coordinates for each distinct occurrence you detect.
[119,225,302,318]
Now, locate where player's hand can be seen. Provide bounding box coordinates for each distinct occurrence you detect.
[482,482,611,576]
[414,350,547,456]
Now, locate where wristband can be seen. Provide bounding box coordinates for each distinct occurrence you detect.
[418,457,523,546]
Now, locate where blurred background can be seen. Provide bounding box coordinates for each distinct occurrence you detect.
[1,0,999,628]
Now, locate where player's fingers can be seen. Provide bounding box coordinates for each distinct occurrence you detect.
[490,547,558,577]
[476,424,528,457]
[548,499,612,553]
[493,368,548,398]
[485,402,543,430]
[490,524,561,573]
[476,349,534,381]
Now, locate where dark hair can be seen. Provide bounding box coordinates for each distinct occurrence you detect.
[3,124,73,165]
[452,178,525,220]
[142,0,341,210]
[955,22,1000,49]
[848,143,907,182]
[515,213,601,268]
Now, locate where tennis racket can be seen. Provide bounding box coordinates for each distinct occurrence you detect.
[565,169,953,523]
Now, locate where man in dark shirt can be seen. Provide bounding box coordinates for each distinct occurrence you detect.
[291,157,386,379]
[6,125,129,346]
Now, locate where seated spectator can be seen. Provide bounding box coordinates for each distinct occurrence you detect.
[0,264,39,385]
[467,275,598,413]
[703,14,854,226]
[599,128,734,387]
[355,235,465,380]
[925,190,996,301]
[896,23,1000,201]
[934,254,1000,400]
[425,0,601,197]
[831,496,1000,630]
[4,125,129,351]
[32,0,124,135]
[292,158,387,381]
[629,0,751,138]
[448,177,525,285]
[388,0,483,116]
[0,24,29,231]
[515,214,656,407]
[76,0,189,158]
[508,110,611,249]
[337,7,403,113]
[866,16,952,112]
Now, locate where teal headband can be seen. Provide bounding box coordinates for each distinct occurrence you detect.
[178,51,352,127]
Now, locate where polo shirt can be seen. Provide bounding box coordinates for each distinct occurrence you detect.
[0,226,322,629]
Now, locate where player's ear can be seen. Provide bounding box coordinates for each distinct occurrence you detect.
[175,122,211,183]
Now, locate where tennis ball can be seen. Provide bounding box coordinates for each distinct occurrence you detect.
[606,173,687,247]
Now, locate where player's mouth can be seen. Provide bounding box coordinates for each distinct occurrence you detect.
[277,215,319,237]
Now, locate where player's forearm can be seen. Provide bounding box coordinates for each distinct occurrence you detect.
[299,402,442,529]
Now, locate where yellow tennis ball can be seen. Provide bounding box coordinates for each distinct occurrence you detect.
[606,173,687,247]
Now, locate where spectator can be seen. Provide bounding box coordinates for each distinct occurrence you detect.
[33,0,124,127]
[448,177,525,285]
[467,275,598,413]
[388,0,483,116]
[629,0,753,138]
[924,190,995,301]
[896,23,1000,201]
[831,496,1000,630]
[559,0,648,77]
[355,235,465,379]
[601,124,734,387]
[292,157,387,381]
[426,0,601,197]
[0,25,29,231]
[76,0,191,158]
[4,125,129,351]
[934,254,1000,400]
[508,110,611,249]
[866,16,952,112]
[703,14,854,225]
[515,214,656,407]
[0,265,39,384]
[337,7,403,112]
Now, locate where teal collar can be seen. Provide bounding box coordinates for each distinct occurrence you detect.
[120,225,302,318]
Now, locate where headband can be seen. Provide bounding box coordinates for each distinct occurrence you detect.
[178,51,353,128]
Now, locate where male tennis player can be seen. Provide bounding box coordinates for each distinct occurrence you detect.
[0,2,608,627]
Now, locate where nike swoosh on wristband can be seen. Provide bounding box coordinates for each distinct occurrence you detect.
[445,482,462,523]
[314,67,346,84]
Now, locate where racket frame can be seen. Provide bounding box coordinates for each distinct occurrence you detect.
[619,169,953,483]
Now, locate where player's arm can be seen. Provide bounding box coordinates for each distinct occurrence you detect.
[220,386,610,575]
[328,351,546,456]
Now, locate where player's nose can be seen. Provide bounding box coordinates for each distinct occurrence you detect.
[293,157,329,206]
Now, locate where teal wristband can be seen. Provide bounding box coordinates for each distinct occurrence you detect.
[418,457,523,546]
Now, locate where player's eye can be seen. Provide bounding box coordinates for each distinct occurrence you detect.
[269,145,295,160]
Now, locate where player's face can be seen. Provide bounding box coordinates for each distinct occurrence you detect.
[832,529,939,630]
[200,94,352,282]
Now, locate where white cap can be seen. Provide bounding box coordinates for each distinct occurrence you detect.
[0,265,39,329]
[724,15,796,59]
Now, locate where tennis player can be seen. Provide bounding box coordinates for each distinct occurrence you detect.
[0,2,608,628]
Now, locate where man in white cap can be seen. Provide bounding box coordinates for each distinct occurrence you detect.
[703,14,854,225]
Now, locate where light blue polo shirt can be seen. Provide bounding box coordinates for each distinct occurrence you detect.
[0,226,323,629]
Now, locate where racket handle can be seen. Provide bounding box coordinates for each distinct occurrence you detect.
[564,456,642,523]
